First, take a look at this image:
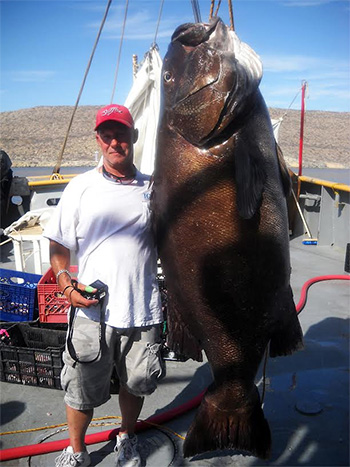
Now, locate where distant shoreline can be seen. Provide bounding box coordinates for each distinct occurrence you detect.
[1,105,349,169]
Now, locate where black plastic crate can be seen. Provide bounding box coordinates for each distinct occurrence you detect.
[0,345,63,389]
[20,322,67,350]
[0,322,65,389]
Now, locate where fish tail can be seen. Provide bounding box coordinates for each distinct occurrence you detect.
[269,322,303,357]
[183,386,271,459]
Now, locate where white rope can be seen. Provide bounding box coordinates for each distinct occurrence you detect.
[53,0,113,174]
[110,0,130,103]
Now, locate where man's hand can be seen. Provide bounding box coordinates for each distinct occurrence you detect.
[63,282,99,308]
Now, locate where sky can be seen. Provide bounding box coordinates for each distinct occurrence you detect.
[0,0,349,113]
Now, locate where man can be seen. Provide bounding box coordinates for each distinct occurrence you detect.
[44,104,165,467]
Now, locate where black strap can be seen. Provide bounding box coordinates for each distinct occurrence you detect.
[66,296,105,364]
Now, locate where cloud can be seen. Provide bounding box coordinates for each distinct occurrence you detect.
[281,0,343,6]
[11,70,55,83]
[261,76,350,111]
[262,55,313,72]
[259,52,349,110]
[88,6,177,42]
[262,54,349,75]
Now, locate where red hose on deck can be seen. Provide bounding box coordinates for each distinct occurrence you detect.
[1,275,349,462]
[0,391,205,461]
[296,274,350,314]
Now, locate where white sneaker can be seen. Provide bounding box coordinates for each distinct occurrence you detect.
[115,433,141,467]
[55,445,91,467]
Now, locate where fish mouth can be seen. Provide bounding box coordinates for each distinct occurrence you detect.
[164,18,262,148]
[165,18,233,146]
[171,17,220,46]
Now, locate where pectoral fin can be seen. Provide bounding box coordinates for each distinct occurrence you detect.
[276,142,292,197]
[234,133,266,219]
[166,292,203,362]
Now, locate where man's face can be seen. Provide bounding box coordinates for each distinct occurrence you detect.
[96,121,136,171]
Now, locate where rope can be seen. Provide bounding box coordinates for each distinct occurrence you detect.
[215,0,223,18]
[0,416,121,436]
[228,0,235,30]
[280,81,308,121]
[0,415,185,441]
[209,0,234,28]
[52,0,113,175]
[153,0,165,45]
[209,0,215,19]
[110,0,130,103]
[281,87,302,120]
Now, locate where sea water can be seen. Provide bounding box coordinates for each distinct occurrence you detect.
[12,166,350,185]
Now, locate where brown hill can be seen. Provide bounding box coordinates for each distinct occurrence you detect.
[0,106,349,168]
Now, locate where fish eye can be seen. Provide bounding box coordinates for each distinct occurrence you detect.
[163,71,172,83]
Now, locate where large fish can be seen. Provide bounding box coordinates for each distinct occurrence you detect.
[151,18,303,459]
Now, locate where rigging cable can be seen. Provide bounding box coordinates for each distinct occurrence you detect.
[153,0,165,45]
[110,0,130,103]
[280,81,308,121]
[52,0,113,175]
[191,0,202,23]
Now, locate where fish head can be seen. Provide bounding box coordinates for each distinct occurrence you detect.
[161,18,263,147]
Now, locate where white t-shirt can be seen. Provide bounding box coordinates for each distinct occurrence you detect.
[43,167,163,328]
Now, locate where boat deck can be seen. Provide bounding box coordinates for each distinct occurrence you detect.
[0,238,349,466]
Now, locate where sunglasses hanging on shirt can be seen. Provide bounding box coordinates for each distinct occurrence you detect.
[102,165,136,185]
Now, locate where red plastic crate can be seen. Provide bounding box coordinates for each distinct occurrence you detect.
[37,266,77,323]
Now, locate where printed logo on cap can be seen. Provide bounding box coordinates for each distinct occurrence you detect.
[101,107,123,117]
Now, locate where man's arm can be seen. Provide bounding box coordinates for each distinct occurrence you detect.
[49,239,98,308]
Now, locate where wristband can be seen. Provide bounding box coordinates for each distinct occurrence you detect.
[62,284,74,294]
[56,269,71,283]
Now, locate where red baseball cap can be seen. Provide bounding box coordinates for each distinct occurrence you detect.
[94,104,134,131]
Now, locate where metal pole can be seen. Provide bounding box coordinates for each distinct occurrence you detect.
[298,81,307,177]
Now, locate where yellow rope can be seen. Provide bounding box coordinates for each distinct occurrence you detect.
[228,0,235,30]
[0,415,185,440]
[141,420,185,441]
[214,0,222,18]
[209,0,215,19]
[209,0,234,29]
[0,416,121,436]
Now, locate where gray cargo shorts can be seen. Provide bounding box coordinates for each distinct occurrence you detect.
[61,316,165,411]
